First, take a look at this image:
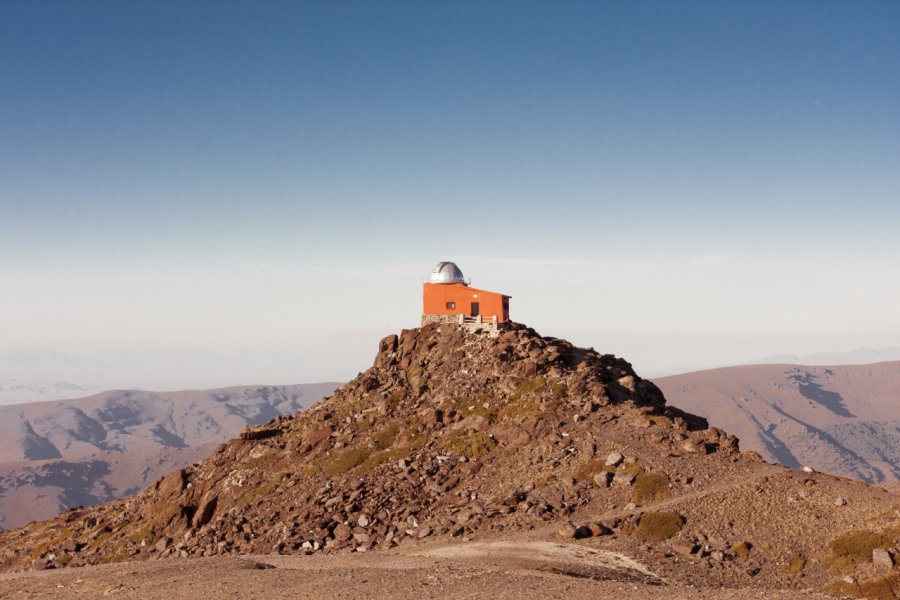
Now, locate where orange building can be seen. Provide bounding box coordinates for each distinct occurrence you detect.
[422,262,510,326]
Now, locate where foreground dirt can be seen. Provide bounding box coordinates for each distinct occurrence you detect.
[0,542,833,600]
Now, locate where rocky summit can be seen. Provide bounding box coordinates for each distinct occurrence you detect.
[2,323,899,598]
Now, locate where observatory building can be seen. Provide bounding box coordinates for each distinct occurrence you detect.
[421,261,510,328]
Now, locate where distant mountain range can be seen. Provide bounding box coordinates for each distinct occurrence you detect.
[751,346,900,366]
[0,383,338,530]
[0,380,100,406]
[654,361,900,484]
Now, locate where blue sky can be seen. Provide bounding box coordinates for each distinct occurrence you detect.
[1,1,898,393]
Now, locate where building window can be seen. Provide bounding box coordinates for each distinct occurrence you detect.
[446,302,456,309]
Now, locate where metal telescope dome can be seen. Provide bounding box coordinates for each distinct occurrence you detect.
[427,261,467,284]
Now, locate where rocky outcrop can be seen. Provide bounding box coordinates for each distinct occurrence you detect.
[0,322,744,571]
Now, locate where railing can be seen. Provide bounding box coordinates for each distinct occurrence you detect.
[460,315,498,325]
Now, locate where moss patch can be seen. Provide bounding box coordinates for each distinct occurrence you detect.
[235,473,286,507]
[318,447,373,476]
[406,366,427,392]
[442,428,496,459]
[515,376,547,396]
[551,383,568,400]
[626,511,684,542]
[730,541,752,560]
[632,472,669,503]
[372,422,401,450]
[780,553,806,575]
[358,447,410,473]
[824,574,900,600]
[127,501,177,545]
[573,459,610,483]
[620,461,646,476]
[823,529,892,574]
[442,396,496,421]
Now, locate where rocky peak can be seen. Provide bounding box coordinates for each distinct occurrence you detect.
[0,322,738,570]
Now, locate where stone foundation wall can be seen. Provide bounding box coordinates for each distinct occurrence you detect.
[420,314,461,326]
[420,314,504,336]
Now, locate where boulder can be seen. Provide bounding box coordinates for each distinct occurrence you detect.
[613,472,636,486]
[192,494,218,529]
[156,469,188,500]
[557,523,577,539]
[333,524,353,542]
[605,452,624,467]
[873,548,894,568]
[491,422,531,447]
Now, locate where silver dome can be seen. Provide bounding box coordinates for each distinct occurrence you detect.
[427,261,467,284]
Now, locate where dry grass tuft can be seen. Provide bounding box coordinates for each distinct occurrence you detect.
[357,447,409,473]
[729,541,752,560]
[620,461,646,476]
[573,459,610,483]
[780,553,806,575]
[318,447,373,476]
[627,511,684,542]
[406,366,427,392]
[372,422,401,450]
[515,376,547,396]
[823,529,891,574]
[235,473,286,507]
[442,396,496,421]
[632,472,669,503]
[824,574,900,600]
[442,429,496,459]
[126,498,181,546]
[551,383,568,399]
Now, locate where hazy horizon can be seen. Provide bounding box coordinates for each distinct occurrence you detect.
[2,2,898,400]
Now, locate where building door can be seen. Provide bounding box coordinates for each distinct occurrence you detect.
[470,302,479,317]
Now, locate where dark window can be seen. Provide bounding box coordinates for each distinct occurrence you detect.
[446,302,456,309]
[470,302,479,317]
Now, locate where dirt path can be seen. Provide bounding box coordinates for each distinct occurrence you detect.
[0,545,833,600]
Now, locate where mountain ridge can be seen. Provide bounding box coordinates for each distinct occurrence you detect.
[0,383,338,529]
[655,361,900,483]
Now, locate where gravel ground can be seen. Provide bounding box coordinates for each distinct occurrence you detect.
[0,544,834,600]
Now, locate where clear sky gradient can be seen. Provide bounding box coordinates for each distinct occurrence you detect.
[1,1,898,393]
